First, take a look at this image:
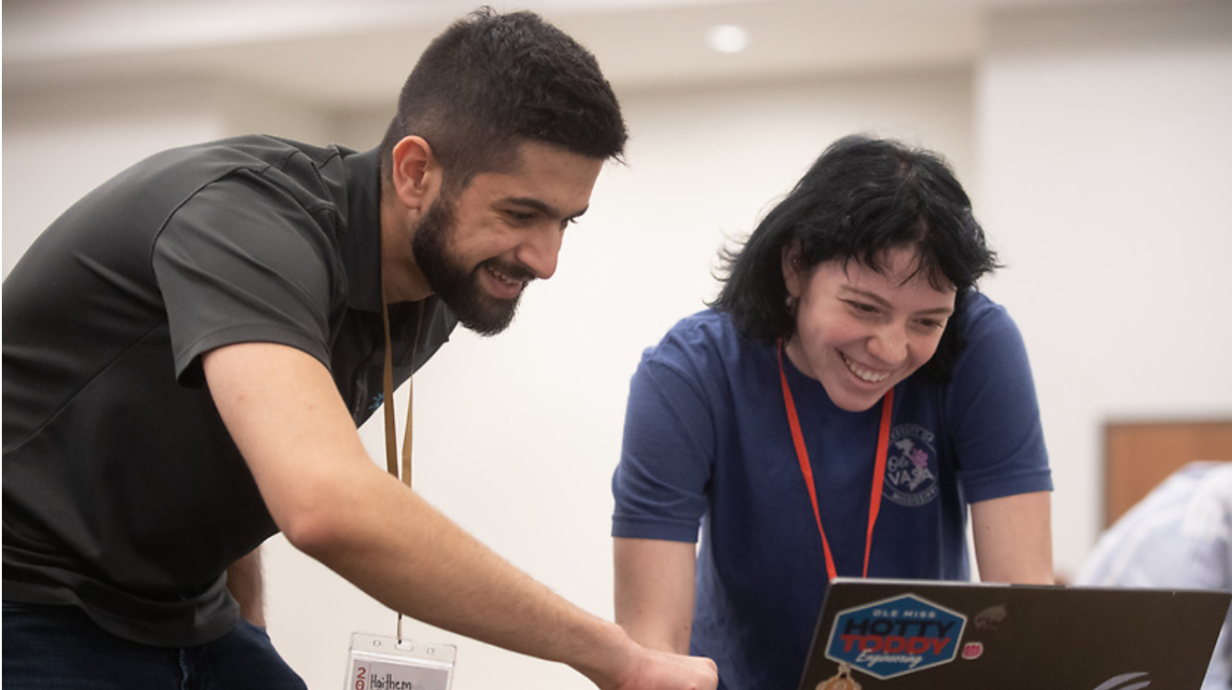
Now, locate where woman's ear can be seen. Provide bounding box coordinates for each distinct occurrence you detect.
[782,241,805,299]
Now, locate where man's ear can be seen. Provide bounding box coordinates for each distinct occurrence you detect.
[390,136,440,211]
[782,241,805,298]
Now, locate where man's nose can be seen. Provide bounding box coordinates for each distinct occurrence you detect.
[516,225,564,280]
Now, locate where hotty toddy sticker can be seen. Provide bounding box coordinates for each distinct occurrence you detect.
[824,594,966,680]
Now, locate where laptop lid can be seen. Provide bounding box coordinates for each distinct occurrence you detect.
[797,578,1230,690]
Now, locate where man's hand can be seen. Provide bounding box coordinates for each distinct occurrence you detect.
[612,647,718,690]
[570,621,717,690]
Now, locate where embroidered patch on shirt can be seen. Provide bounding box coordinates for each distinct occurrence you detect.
[883,424,940,508]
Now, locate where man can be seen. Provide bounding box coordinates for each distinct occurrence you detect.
[2,8,718,690]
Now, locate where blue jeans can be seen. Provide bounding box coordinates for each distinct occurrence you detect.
[3,604,308,690]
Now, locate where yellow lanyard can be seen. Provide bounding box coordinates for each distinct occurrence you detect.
[381,295,424,641]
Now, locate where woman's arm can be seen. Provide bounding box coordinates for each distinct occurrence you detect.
[970,491,1055,584]
[614,538,698,654]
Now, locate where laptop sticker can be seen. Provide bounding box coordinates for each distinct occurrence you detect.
[973,604,1007,631]
[824,593,966,680]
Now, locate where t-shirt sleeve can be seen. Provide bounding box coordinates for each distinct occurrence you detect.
[611,333,717,543]
[151,172,339,386]
[947,297,1053,503]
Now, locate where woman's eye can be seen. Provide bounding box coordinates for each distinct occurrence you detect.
[846,300,879,315]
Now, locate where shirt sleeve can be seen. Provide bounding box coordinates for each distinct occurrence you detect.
[611,329,717,543]
[946,296,1053,503]
[151,171,340,387]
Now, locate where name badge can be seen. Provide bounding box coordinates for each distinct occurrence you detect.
[346,633,456,690]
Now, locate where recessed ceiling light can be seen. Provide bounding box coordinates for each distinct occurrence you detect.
[706,24,749,54]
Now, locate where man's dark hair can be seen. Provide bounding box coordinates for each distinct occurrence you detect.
[712,134,1000,382]
[379,7,627,194]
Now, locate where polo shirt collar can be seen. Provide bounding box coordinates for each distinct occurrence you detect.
[340,146,385,314]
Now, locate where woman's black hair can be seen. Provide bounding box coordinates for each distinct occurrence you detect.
[712,134,1000,382]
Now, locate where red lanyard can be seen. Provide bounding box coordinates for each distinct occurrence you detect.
[777,341,894,581]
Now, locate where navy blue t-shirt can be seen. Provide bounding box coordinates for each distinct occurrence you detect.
[612,293,1051,690]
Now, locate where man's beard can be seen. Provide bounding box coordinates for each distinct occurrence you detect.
[412,195,529,336]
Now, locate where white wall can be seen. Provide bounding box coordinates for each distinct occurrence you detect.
[4,3,1232,689]
[977,0,1232,580]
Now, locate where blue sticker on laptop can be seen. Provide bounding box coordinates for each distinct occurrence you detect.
[825,593,967,679]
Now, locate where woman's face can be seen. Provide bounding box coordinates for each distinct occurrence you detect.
[782,246,956,412]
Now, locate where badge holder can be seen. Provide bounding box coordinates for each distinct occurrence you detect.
[346,633,456,690]
[344,301,456,689]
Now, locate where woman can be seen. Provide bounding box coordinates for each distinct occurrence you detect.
[611,135,1053,690]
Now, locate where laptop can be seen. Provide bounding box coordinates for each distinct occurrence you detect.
[797,578,1230,690]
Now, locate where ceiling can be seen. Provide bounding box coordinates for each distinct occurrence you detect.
[2,0,1166,109]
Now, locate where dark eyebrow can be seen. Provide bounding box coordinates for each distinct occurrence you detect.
[502,197,590,222]
[840,286,892,309]
[841,286,954,316]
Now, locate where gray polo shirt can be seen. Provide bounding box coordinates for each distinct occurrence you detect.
[3,135,456,646]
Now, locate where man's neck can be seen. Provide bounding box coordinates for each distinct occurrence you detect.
[378,192,433,304]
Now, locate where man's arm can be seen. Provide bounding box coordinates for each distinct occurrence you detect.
[970,491,1055,584]
[614,538,697,654]
[204,342,716,690]
[226,547,265,627]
